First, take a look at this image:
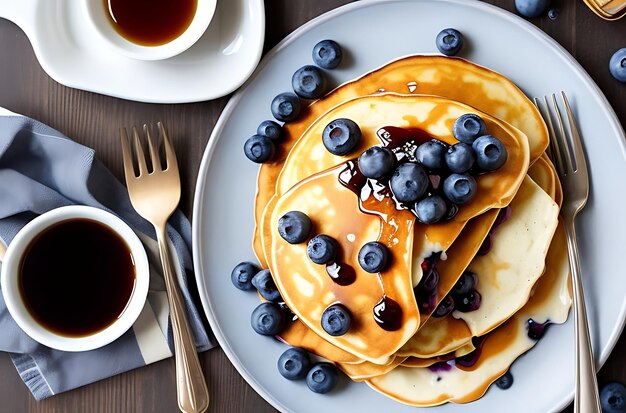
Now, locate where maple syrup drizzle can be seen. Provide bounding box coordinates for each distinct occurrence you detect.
[326,261,357,286]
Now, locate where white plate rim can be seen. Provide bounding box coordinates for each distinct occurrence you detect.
[192,1,626,412]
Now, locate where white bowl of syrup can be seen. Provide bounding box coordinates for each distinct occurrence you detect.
[85,0,217,61]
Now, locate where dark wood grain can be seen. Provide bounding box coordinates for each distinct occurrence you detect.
[0,1,624,412]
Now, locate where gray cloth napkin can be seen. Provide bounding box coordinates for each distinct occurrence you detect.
[0,109,215,400]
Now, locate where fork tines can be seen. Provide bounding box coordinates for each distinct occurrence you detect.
[120,122,176,178]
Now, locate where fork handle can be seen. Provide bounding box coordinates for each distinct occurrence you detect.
[156,226,209,413]
[566,219,601,413]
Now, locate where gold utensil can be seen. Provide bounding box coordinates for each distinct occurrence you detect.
[534,92,601,413]
[121,123,209,413]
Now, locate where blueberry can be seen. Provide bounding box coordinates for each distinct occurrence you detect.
[495,371,514,390]
[251,302,286,336]
[322,118,361,156]
[435,28,463,56]
[472,135,508,171]
[312,39,343,69]
[445,143,476,173]
[452,271,478,296]
[271,92,301,122]
[414,195,447,224]
[358,146,396,179]
[251,269,281,302]
[230,261,261,291]
[416,139,448,170]
[433,294,455,318]
[419,267,439,293]
[601,382,626,413]
[244,134,275,163]
[515,0,550,18]
[453,114,487,144]
[548,8,559,20]
[358,241,390,273]
[307,235,338,264]
[455,290,481,312]
[306,362,339,394]
[389,162,429,203]
[321,304,351,336]
[443,173,477,205]
[610,48,626,83]
[292,65,327,99]
[278,211,312,244]
[277,347,311,380]
[257,120,283,141]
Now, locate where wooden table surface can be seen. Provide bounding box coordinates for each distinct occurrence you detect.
[0,1,624,412]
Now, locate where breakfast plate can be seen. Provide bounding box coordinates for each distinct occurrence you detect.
[0,0,264,103]
[192,0,626,412]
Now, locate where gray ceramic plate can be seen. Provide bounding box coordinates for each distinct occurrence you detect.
[192,1,626,411]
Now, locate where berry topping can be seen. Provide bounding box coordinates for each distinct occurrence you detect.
[451,271,478,296]
[435,28,463,56]
[455,290,482,312]
[389,162,429,203]
[251,302,286,336]
[312,39,343,69]
[472,135,508,171]
[321,304,351,336]
[443,173,477,205]
[322,118,362,156]
[271,92,301,122]
[414,194,447,224]
[307,234,338,265]
[292,65,327,99]
[244,134,275,163]
[495,371,514,390]
[515,0,550,17]
[610,48,626,83]
[419,267,440,294]
[601,382,626,413]
[445,142,476,173]
[251,269,282,302]
[277,347,311,380]
[452,113,487,144]
[278,211,312,244]
[230,261,260,291]
[257,120,283,141]
[358,241,390,273]
[306,362,339,394]
[358,146,397,179]
[416,139,448,170]
[432,294,455,318]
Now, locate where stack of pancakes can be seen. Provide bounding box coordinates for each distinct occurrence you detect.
[252,55,572,406]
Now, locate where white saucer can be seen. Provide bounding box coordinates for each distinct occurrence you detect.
[0,0,265,103]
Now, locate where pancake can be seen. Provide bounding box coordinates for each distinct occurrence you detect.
[337,356,408,382]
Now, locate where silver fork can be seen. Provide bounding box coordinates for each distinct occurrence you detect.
[534,92,601,413]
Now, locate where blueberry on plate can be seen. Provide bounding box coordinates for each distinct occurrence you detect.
[292,65,327,99]
[251,302,286,336]
[358,241,390,273]
[515,0,550,18]
[389,162,429,203]
[601,382,626,413]
[278,211,312,244]
[230,261,261,291]
[257,120,283,141]
[322,118,362,156]
[312,39,343,69]
[321,304,351,336]
[244,134,275,163]
[473,135,508,171]
[445,142,476,173]
[306,362,339,394]
[455,290,481,312]
[452,113,487,144]
[277,347,311,380]
[251,269,282,302]
[307,234,338,265]
[432,294,455,318]
[414,194,447,224]
[358,146,396,179]
[495,371,514,390]
[610,48,626,83]
[271,92,301,122]
[416,139,448,170]
[435,28,463,56]
[443,173,477,205]
[452,271,478,296]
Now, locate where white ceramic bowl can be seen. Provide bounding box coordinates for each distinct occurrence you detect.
[0,206,150,352]
[83,0,217,61]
